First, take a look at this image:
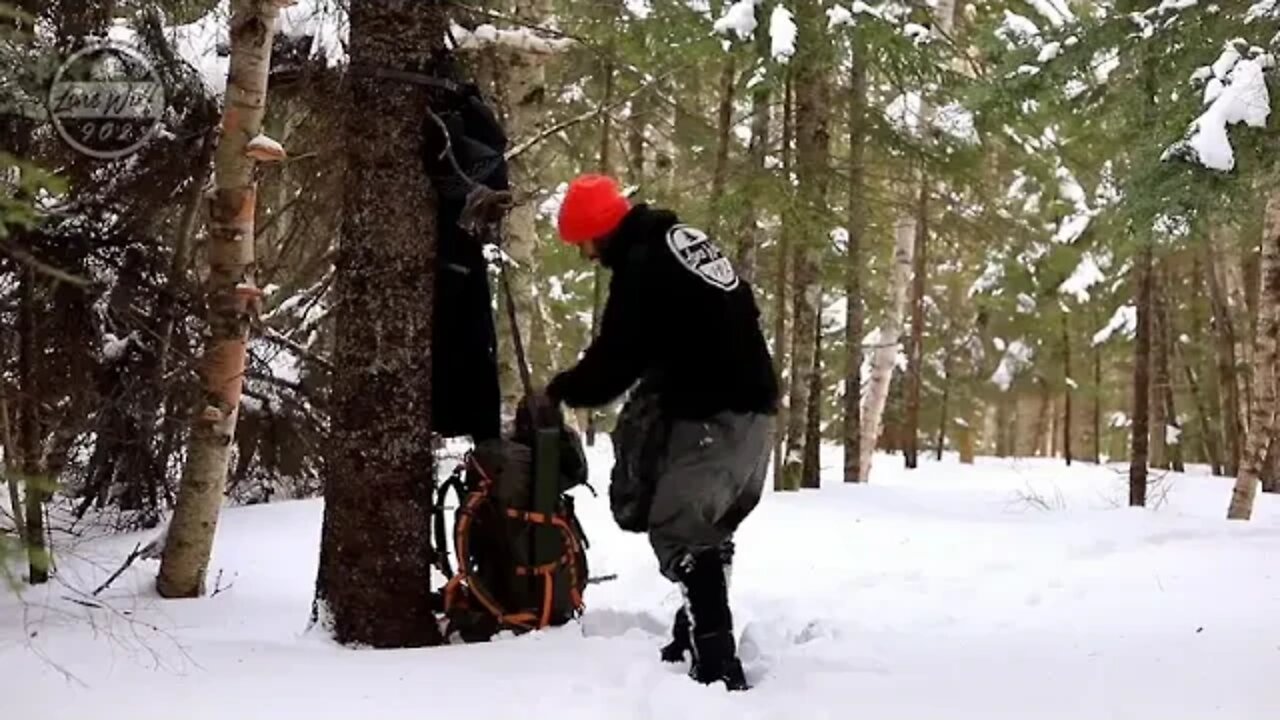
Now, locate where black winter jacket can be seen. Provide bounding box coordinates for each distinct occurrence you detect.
[546,205,779,420]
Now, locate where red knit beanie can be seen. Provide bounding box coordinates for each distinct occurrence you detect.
[557,174,631,245]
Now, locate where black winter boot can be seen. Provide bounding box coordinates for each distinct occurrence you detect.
[675,548,750,691]
[660,607,691,662]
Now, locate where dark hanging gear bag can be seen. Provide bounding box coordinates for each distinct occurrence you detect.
[421,75,510,442]
[417,72,596,641]
[432,394,593,642]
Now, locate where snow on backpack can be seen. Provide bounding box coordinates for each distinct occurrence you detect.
[432,395,593,642]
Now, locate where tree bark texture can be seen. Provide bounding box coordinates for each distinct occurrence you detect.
[314,0,446,647]
[772,74,792,492]
[736,10,771,285]
[1130,243,1154,508]
[905,173,926,469]
[803,306,823,489]
[860,219,914,481]
[1206,235,1243,475]
[1221,236,1254,430]
[901,0,956,468]
[863,0,952,480]
[18,269,46,584]
[935,351,951,461]
[1093,330,1103,464]
[158,0,283,598]
[843,37,867,483]
[1034,376,1052,456]
[1063,315,1073,466]
[1154,266,1183,472]
[1228,191,1280,520]
[783,2,829,491]
[0,393,22,544]
[1149,267,1169,469]
[710,54,735,210]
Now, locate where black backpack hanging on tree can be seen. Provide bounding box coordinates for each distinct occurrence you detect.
[416,63,598,641]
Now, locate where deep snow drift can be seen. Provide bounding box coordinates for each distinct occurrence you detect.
[3,444,1279,719]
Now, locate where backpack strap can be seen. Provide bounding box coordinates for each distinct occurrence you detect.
[441,454,586,632]
[432,464,468,579]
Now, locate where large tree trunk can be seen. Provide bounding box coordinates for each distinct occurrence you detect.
[710,54,735,210]
[18,268,46,584]
[862,0,953,480]
[736,11,771,284]
[802,307,823,488]
[843,35,867,483]
[1150,266,1169,469]
[784,2,830,491]
[772,74,793,492]
[1154,265,1183,472]
[1206,234,1244,475]
[935,351,952,461]
[1220,235,1254,431]
[158,0,283,598]
[905,175,926,469]
[860,219,913,480]
[901,0,956,469]
[1185,254,1224,474]
[0,393,21,544]
[1033,376,1052,456]
[1093,326,1103,464]
[1228,191,1280,520]
[1063,315,1073,466]
[1181,353,1223,474]
[1130,243,1154,507]
[314,0,446,647]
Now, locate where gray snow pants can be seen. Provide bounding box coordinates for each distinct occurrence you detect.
[647,411,774,581]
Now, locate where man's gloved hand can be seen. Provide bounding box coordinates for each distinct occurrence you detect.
[544,374,567,408]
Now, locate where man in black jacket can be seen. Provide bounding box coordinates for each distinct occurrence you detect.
[544,174,779,691]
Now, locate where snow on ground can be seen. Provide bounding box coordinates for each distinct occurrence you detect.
[3,444,1280,719]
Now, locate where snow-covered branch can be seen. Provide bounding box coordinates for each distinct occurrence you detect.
[449,22,575,55]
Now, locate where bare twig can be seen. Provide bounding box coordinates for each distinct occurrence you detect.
[426,106,482,189]
[258,325,335,372]
[0,240,99,289]
[210,569,236,597]
[92,542,144,596]
[505,67,684,162]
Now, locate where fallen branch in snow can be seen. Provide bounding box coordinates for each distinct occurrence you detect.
[92,542,145,597]
[210,569,236,597]
[1010,481,1068,511]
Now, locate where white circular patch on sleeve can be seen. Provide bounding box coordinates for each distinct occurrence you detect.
[665,224,740,291]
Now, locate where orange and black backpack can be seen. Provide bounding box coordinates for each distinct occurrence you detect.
[432,396,593,642]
